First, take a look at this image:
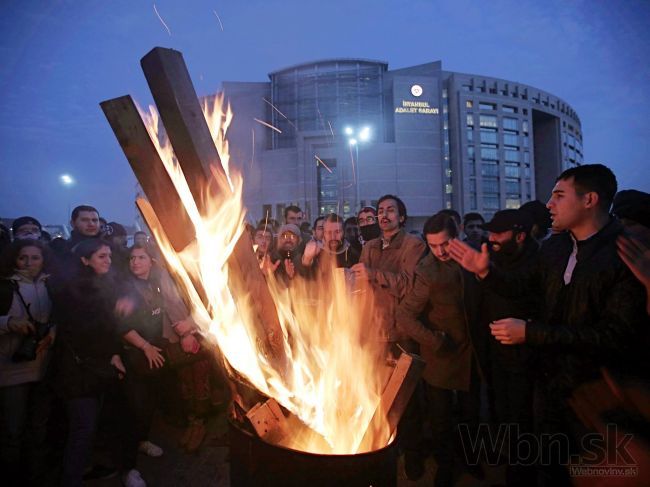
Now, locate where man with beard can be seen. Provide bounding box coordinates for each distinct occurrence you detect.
[271,223,302,284]
[357,206,380,246]
[449,164,648,485]
[301,214,360,277]
[344,217,362,254]
[481,209,539,486]
[312,216,325,246]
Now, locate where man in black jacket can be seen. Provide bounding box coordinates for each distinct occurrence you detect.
[481,209,539,486]
[449,164,649,485]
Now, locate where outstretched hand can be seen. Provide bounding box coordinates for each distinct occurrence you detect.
[448,240,490,278]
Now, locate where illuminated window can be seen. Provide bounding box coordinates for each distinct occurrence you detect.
[466,100,473,109]
[467,114,474,126]
[480,115,497,128]
[505,198,521,209]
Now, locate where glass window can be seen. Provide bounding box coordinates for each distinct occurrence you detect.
[504,164,520,178]
[479,115,497,128]
[442,88,448,98]
[505,198,521,209]
[503,133,518,147]
[503,117,518,131]
[483,195,500,210]
[482,162,499,176]
[467,129,474,143]
[466,114,474,126]
[505,179,520,194]
[470,193,477,210]
[523,152,530,164]
[462,85,472,92]
[466,100,473,109]
[505,149,520,162]
[483,178,499,193]
[480,130,498,144]
[502,105,517,113]
[468,146,475,160]
[479,102,496,110]
[468,161,476,176]
[522,120,529,134]
[481,147,498,161]
[523,136,529,148]
[445,184,453,194]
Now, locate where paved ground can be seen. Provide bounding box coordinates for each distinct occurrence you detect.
[86,408,504,487]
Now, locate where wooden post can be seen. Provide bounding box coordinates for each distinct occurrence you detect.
[100,47,286,367]
[357,352,425,453]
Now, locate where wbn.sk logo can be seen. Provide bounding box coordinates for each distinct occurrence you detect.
[458,423,638,477]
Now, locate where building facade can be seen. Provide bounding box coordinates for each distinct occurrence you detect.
[221,59,583,229]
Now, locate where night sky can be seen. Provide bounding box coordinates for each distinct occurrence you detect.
[1,0,648,226]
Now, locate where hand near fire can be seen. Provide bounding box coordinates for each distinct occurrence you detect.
[260,254,281,274]
[490,318,526,345]
[351,263,369,282]
[284,259,296,279]
[302,240,321,266]
[448,240,490,278]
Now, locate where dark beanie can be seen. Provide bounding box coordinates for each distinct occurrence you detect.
[613,190,650,229]
[12,216,42,234]
[106,221,127,237]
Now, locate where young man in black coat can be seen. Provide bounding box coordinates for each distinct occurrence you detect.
[449,164,649,485]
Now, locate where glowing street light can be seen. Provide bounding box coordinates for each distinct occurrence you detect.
[344,126,354,136]
[60,174,75,186]
[358,126,371,142]
[348,138,358,146]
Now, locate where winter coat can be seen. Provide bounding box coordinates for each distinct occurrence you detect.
[483,218,649,396]
[49,271,122,398]
[360,230,427,343]
[0,273,53,387]
[396,255,484,391]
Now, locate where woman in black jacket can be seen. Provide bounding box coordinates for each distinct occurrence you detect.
[49,239,125,487]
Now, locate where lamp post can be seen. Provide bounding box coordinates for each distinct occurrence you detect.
[343,126,371,215]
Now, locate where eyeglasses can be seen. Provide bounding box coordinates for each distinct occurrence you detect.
[280,232,298,240]
[359,216,376,224]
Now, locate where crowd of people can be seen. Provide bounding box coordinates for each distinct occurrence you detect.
[1,163,649,486]
[0,208,225,487]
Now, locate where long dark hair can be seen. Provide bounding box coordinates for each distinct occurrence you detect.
[0,239,50,278]
[72,238,112,277]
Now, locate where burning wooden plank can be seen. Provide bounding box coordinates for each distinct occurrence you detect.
[138,47,286,365]
[100,95,193,252]
[357,352,425,453]
[246,398,289,446]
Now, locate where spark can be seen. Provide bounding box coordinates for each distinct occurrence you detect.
[250,128,255,168]
[254,118,282,133]
[153,4,171,36]
[314,156,333,174]
[349,144,357,184]
[262,98,297,130]
[213,10,224,31]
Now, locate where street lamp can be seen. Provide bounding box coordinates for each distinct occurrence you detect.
[60,174,75,186]
[342,126,372,213]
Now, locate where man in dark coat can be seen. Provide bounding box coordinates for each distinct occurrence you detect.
[396,212,484,486]
[449,164,649,485]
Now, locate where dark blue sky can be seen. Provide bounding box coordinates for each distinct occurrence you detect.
[1,0,648,225]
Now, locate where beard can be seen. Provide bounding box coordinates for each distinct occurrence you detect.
[489,237,520,266]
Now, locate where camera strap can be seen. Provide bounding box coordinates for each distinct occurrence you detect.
[10,279,36,323]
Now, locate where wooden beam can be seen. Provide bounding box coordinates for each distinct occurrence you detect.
[139,47,286,368]
[357,352,425,453]
[100,95,194,252]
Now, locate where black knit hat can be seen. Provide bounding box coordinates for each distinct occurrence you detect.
[11,216,42,235]
[613,190,650,229]
[482,209,533,233]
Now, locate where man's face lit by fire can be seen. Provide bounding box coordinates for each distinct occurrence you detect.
[378,199,403,238]
[313,219,325,242]
[426,230,452,262]
[254,229,273,254]
[357,210,376,227]
[72,211,100,237]
[324,220,344,251]
[279,231,299,252]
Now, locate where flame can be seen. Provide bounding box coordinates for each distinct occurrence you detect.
[139,93,390,454]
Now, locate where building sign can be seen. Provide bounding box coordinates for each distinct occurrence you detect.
[395,99,439,115]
